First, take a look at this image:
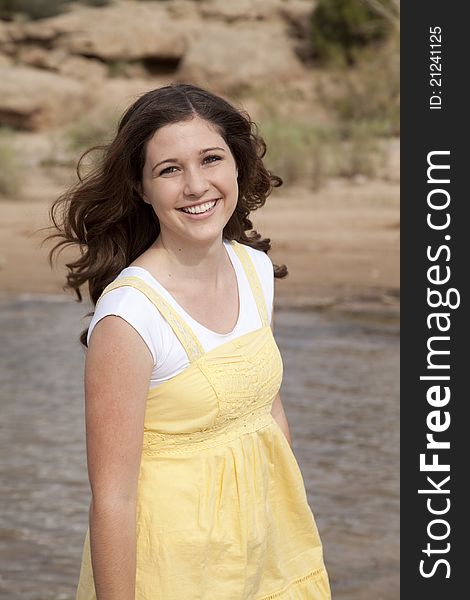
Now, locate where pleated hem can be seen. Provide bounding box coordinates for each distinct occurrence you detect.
[257,567,331,600]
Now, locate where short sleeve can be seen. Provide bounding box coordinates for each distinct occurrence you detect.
[87,286,160,366]
[245,247,275,324]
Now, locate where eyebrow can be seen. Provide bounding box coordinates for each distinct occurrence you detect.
[152,147,226,172]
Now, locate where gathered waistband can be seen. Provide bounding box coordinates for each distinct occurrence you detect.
[141,404,274,457]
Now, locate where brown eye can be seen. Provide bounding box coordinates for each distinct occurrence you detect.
[159,166,178,176]
[204,155,222,164]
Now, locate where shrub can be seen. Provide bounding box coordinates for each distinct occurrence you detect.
[0,0,69,20]
[260,117,322,186]
[64,110,117,154]
[310,0,398,65]
[317,29,400,136]
[259,117,386,189]
[0,0,112,21]
[81,0,112,6]
[330,122,385,179]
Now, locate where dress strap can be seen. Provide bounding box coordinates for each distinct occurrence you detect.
[229,240,269,327]
[96,276,205,363]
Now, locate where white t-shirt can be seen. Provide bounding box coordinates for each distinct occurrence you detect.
[87,241,274,389]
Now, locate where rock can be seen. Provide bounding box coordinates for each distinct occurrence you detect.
[197,0,315,25]
[92,77,169,113]
[0,21,10,44]
[0,66,91,130]
[51,2,186,62]
[177,22,305,90]
[0,20,16,57]
[165,0,203,21]
[278,0,316,29]
[15,46,50,67]
[4,10,86,44]
[16,46,107,81]
[198,0,281,22]
[89,76,202,123]
[55,54,108,82]
[0,53,11,66]
[2,2,188,64]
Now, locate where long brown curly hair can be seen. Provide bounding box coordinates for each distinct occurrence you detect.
[44,83,287,346]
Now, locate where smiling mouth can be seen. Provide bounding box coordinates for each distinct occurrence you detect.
[179,199,219,215]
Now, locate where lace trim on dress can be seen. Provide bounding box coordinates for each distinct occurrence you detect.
[142,404,275,456]
[200,328,283,423]
[230,241,269,327]
[258,566,329,600]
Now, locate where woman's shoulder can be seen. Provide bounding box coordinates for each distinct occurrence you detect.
[92,269,169,334]
[88,272,165,362]
[230,240,273,277]
[97,266,158,303]
[230,241,274,319]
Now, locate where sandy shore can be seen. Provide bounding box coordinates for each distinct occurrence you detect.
[0,178,399,314]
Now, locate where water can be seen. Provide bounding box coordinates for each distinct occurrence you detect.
[277,310,400,599]
[0,296,399,599]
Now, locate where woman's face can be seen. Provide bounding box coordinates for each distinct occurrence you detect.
[141,116,239,247]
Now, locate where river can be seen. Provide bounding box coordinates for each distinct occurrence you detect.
[0,295,399,599]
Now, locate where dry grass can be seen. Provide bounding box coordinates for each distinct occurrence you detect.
[260,118,386,189]
[317,28,400,136]
[258,28,399,188]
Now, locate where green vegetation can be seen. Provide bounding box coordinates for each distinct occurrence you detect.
[83,0,111,5]
[257,2,399,188]
[257,21,398,188]
[38,110,118,175]
[260,117,385,189]
[318,30,399,136]
[310,0,399,65]
[106,59,146,79]
[260,118,326,188]
[227,1,399,188]
[0,0,112,21]
[64,111,117,155]
[1,0,399,192]
[0,0,67,20]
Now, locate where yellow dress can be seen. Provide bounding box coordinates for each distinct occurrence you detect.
[76,240,331,599]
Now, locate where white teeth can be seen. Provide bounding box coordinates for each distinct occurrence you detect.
[181,200,217,214]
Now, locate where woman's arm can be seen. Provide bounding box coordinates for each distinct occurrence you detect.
[270,309,293,448]
[85,315,154,600]
[271,392,292,448]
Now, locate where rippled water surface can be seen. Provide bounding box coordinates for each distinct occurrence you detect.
[0,296,399,599]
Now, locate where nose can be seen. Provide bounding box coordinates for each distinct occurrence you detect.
[183,166,210,199]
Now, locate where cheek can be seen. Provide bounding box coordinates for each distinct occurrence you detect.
[231,176,239,202]
[142,179,173,205]
[220,166,239,194]
[231,180,239,200]
[141,176,154,202]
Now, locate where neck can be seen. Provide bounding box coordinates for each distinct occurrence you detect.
[151,233,229,288]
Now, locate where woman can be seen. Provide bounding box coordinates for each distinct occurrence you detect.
[47,83,331,599]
